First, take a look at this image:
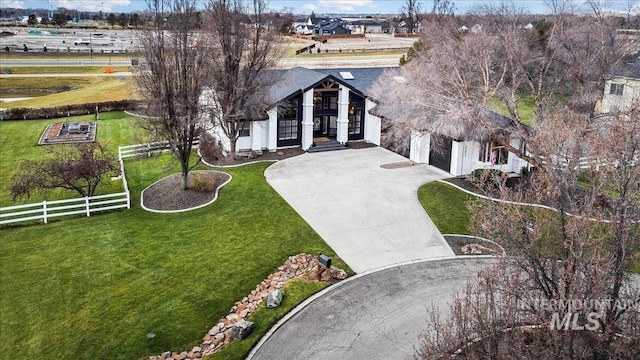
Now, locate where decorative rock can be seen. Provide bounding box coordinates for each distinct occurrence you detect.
[330,268,348,280]
[150,253,348,360]
[229,320,255,340]
[267,289,284,308]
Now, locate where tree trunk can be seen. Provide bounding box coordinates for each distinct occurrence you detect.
[229,137,237,160]
[182,172,189,190]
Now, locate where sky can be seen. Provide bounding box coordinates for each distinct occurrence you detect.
[1,0,637,15]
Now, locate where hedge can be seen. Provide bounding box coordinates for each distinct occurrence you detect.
[0,100,144,120]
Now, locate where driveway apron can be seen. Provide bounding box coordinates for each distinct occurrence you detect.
[265,147,455,273]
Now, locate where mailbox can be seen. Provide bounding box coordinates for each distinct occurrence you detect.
[318,254,331,268]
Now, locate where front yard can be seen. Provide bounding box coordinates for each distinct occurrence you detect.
[0,114,346,359]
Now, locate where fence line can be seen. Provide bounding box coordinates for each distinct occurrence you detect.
[1,140,200,225]
[118,140,199,159]
[0,192,129,225]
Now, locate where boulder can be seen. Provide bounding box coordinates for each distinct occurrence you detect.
[229,320,254,340]
[267,289,284,308]
[330,268,348,280]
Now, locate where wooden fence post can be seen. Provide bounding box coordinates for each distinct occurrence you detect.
[43,201,48,224]
[85,197,91,217]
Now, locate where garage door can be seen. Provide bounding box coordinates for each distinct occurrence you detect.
[429,134,452,173]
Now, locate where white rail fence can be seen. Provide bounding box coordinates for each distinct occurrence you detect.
[1,140,200,226]
[0,193,130,225]
[119,140,199,159]
[0,144,137,226]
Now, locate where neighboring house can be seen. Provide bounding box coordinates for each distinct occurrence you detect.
[601,55,640,113]
[348,20,384,34]
[209,67,387,153]
[319,22,351,35]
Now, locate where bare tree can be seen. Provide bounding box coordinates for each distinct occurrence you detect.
[135,0,211,190]
[417,107,640,359]
[371,9,628,167]
[401,0,422,34]
[203,0,283,159]
[432,0,455,17]
[9,142,118,200]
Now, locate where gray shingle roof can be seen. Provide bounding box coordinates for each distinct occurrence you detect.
[267,66,394,103]
[612,55,640,79]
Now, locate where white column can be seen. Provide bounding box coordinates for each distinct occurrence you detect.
[337,84,349,144]
[409,131,430,164]
[251,120,262,154]
[267,107,277,152]
[365,98,381,145]
[451,141,462,176]
[301,89,314,150]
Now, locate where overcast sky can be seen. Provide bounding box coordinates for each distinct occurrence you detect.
[3,0,637,15]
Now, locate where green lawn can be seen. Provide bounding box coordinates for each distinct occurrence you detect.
[0,112,348,360]
[418,181,474,235]
[0,112,138,206]
[1,76,135,108]
[0,157,345,360]
[488,95,537,126]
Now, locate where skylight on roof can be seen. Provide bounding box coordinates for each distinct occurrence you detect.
[394,76,407,83]
[339,71,354,80]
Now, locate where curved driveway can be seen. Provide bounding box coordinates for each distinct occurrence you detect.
[248,257,493,360]
[265,147,454,273]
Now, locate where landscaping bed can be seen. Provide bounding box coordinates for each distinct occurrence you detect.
[444,235,505,256]
[141,171,231,212]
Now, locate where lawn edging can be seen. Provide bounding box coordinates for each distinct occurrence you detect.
[437,180,619,224]
[140,170,232,214]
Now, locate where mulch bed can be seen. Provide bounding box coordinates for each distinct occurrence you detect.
[142,171,231,211]
[202,141,377,166]
[202,147,305,166]
[444,235,505,256]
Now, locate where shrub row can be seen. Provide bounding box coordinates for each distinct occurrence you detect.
[0,100,144,120]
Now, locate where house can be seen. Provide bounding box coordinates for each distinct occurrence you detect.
[348,20,384,34]
[210,67,388,153]
[601,54,640,113]
[319,22,351,35]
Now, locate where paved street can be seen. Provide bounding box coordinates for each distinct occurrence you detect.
[248,258,493,360]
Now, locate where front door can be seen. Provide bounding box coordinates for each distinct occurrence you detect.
[313,116,328,137]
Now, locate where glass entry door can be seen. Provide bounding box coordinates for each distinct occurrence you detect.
[313,116,337,138]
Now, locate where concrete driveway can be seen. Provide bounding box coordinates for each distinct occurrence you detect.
[248,257,493,360]
[265,147,455,273]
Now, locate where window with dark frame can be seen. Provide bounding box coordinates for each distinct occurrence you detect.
[479,141,509,165]
[610,83,624,96]
[238,122,250,137]
[278,100,299,141]
[348,103,363,135]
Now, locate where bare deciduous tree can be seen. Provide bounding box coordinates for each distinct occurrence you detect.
[401,0,422,34]
[371,8,628,167]
[204,0,283,159]
[417,108,640,359]
[135,0,211,190]
[9,142,118,200]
